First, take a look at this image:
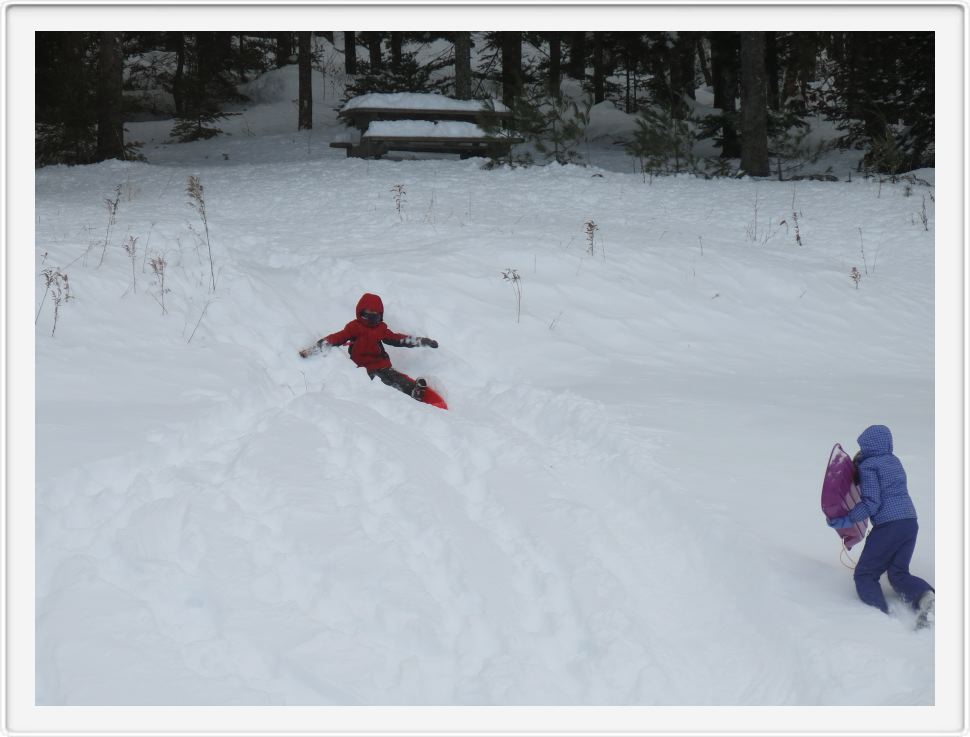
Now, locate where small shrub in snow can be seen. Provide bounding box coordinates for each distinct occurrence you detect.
[171,110,239,143]
[37,267,72,336]
[98,185,122,267]
[857,227,869,276]
[391,184,407,221]
[150,254,169,315]
[747,195,789,247]
[864,130,907,178]
[186,298,214,344]
[186,175,216,291]
[141,222,156,272]
[584,219,599,256]
[745,193,765,243]
[122,235,138,293]
[850,266,862,289]
[502,268,522,323]
[699,157,738,179]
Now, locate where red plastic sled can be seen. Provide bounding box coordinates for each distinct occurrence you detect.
[821,443,868,550]
[402,373,448,410]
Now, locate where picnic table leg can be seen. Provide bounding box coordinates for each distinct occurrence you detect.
[350,140,385,159]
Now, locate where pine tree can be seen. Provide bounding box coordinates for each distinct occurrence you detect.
[625,103,696,176]
[169,33,241,142]
[818,32,934,171]
[497,84,592,166]
[341,51,449,104]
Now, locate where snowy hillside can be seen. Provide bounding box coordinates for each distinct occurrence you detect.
[24,37,954,732]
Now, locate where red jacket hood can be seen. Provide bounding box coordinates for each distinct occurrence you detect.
[356,293,384,318]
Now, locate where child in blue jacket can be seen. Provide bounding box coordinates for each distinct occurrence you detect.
[827,424,934,623]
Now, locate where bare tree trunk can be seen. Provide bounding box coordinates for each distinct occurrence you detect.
[171,31,186,116]
[298,32,312,130]
[276,33,293,66]
[568,31,586,79]
[678,33,697,99]
[501,31,523,107]
[669,32,696,115]
[623,33,642,113]
[366,32,382,70]
[97,31,125,160]
[453,32,472,99]
[740,31,770,176]
[344,32,357,75]
[592,32,605,103]
[237,33,248,82]
[710,31,741,158]
[782,32,818,102]
[390,32,403,70]
[765,31,780,111]
[548,32,561,97]
[697,35,712,88]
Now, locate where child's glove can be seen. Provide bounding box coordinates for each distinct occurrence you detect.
[827,516,854,529]
[419,337,438,348]
[299,340,330,358]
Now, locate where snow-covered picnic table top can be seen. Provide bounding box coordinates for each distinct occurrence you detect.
[340,92,510,114]
[363,120,493,140]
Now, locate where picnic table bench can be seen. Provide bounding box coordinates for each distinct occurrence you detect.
[330,92,524,160]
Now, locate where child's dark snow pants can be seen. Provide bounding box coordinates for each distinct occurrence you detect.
[853,518,933,613]
[368,367,417,396]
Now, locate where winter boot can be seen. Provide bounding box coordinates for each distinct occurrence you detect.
[915,590,935,630]
[411,377,427,401]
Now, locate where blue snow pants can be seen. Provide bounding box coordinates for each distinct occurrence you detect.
[854,517,933,614]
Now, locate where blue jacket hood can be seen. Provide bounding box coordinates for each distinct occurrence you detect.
[858,424,893,457]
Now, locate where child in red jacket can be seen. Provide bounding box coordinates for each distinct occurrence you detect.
[300,293,438,400]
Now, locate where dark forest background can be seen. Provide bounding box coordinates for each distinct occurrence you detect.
[35,31,934,175]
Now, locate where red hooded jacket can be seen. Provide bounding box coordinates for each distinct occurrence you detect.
[323,293,418,371]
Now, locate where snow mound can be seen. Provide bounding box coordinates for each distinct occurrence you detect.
[586,100,638,141]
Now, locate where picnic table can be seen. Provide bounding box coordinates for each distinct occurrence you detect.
[330,92,524,160]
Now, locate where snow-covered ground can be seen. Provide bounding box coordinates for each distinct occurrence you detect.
[10,31,965,736]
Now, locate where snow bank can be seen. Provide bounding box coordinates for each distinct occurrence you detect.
[586,100,639,141]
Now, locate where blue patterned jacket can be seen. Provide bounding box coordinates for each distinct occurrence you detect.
[847,425,917,526]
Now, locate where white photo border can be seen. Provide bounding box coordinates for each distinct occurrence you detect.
[4,1,966,735]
